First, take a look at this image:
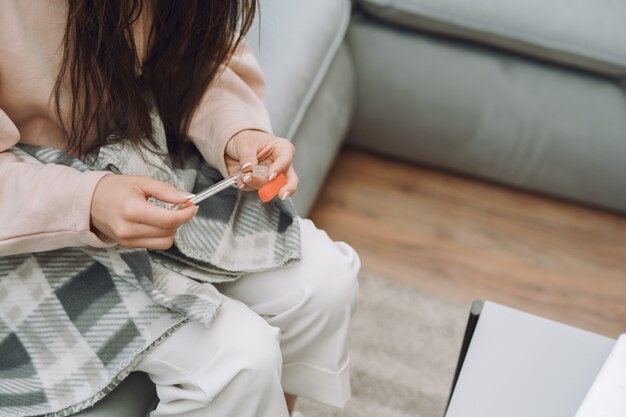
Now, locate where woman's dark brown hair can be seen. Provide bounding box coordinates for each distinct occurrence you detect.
[55,0,257,156]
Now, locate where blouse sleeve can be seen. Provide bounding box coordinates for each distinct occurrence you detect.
[187,41,273,177]
[0,107,115,256]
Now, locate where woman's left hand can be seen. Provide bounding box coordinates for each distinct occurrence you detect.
[224,129,298,200]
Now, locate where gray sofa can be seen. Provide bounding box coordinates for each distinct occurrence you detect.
[293,0,626,215]
[348,0,626,213]
[77,0,626,415]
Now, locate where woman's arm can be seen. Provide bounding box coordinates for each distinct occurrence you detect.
[0,152,115,256]
[0,106,115,255]
[187,42,299,199]
[0,107,198,256]
[187,42,273,177]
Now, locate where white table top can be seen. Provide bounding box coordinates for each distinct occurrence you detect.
[446,302,615,417]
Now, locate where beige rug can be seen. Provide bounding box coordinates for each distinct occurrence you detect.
[296,273,469,417]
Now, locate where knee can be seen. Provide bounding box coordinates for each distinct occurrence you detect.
[194,301,284,397]
[235,326,283,388]
[140,302,284,412]
[222,308,283,390]
[304,240,360,319]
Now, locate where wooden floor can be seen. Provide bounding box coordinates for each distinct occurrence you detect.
[310,147,626,338]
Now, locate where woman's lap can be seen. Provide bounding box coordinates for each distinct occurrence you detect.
[135,218,360,415]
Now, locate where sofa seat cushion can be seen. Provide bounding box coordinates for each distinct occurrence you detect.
[246,0,352,138]
[358,0,626,78]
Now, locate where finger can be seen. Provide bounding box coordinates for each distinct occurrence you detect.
[128,201,198,229]
[279,165,299,200]
[240,159,257,173]
[267,142,295,180]
[114,223,177,241]
[137,177,194,204]
[121,235,177,250]
[238,172,265,190]
[225,155,244,178]
[235,182,255,192]
[231,135,259,172]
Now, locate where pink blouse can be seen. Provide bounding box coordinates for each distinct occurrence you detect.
[0,0,272,255]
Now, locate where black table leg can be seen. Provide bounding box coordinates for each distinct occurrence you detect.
[445,300,483,413]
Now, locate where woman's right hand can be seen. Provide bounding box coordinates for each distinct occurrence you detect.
[90,175,197,249]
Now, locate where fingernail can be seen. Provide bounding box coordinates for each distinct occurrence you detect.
[194,206,199,214]
[281,191,290,200]
[238,183,245,189]
[268,172,277,181]
[243,175,252,184]
[241,162,252,170]
[179,192,195,199]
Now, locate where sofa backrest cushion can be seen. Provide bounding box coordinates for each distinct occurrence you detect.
[359,0,626,78]
[246,0,352,139]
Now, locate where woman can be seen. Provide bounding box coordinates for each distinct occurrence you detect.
[0,1,360,416]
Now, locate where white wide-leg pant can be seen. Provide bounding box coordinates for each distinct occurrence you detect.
[135,218,361,417]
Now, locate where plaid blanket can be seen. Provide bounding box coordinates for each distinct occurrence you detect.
[0,122,301,416]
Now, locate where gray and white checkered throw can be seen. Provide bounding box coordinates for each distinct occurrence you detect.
[0,121,301,416]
